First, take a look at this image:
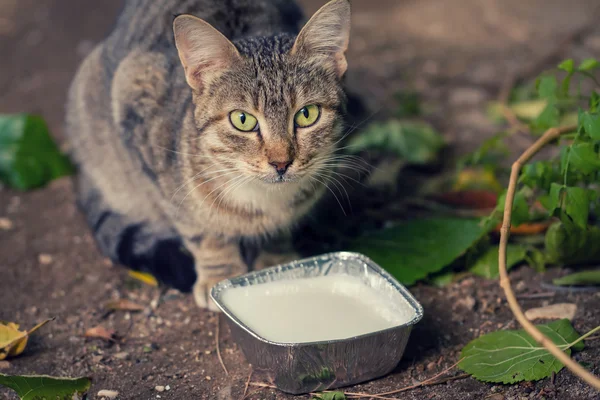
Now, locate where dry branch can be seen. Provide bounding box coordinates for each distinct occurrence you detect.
[498,124,600,390]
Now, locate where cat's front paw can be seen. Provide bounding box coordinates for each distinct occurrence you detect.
[193,277,222,311]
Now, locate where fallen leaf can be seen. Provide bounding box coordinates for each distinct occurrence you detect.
[552,270,600,286]
[0,114,74,190]
[84,326,115,342]
[105,299,144,312]
[348,218,486,285]
[312,392,347,400]
[525,303,577,321]
[454,168,503,193]
[0,319,52,360]
[434,190,498,210]
[493,221,552,235]
[0,373,91,400]
[128,270,158,287]
[459,319,583,383]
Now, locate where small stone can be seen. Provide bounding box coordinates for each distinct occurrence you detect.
[113,352,129,360]
[0,217,13,231]
[449,87,487,107]
[426,361,437,371]
[97,390,119,399]
[38,253,53,265]
[165,385,170,391]
[0,361,11,370]
[155,386,165,392]
[205,376,212,381]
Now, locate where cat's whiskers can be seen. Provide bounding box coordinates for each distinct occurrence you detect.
[309,175,347,216]
[315,170,352,212]
[213,175,255,215]
[170,163,224,201]
[201,173,247,215]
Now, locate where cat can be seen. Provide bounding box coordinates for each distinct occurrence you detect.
[65,0,352,309]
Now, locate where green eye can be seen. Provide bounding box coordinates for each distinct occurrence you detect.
[294,105,320,128]
[230,110,258,132]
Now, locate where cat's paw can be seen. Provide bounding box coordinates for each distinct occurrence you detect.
[193,278,222,311]
[254,251,300,270]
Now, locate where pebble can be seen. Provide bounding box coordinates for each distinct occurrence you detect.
[113,352,129,360]
[165,385,171,391]
[38,253,53,265]
[155,386,165,392]
[97,390,119,399]
[0,217,13,230]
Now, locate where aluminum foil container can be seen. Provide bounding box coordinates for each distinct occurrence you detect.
[210,251,424,394]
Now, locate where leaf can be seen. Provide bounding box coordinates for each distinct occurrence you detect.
[348,218,486,285]
[347,120,444,165]
[0,374,91,400]
[127,270,158,287]
[525,303,577,321]
[537,76,558,101]
[545,222,600,265]
[532,103,560,131]
[568,143,600,175]
[578,58,600,72]
[394,91,421,118]
[105,299,145,312]
[433,190,498,210]
[453,167,503,193]
[553,270,600,286]
[496,189,531,227]
[509,100,548,120]
[312,392,347,400]
[0,114,74,190]
[84,326,116,342]
[581,112,600,140]
[0,319,52,360]
[459,319,584,383]
[469,245,527,279]
[558,59,574,74]
[563,186,591,228]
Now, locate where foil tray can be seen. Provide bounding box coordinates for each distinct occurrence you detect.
[210,251,424,394]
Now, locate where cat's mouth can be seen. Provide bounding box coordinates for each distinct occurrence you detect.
[260,174,299,184]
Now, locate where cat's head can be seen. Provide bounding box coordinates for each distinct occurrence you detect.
[173,0,351,192]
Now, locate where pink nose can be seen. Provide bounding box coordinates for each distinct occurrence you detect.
[269,160,292,176]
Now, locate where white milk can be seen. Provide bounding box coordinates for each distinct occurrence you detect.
[221,274,415,343]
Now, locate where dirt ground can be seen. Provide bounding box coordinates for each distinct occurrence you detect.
[1,0,600,399]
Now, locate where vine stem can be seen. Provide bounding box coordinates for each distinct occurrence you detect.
[499,124,600,390]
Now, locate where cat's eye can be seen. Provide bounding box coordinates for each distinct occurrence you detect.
[294,105,320,128]
[229,110,258,132]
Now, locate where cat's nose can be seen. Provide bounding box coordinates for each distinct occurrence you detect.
[269,160,293,176]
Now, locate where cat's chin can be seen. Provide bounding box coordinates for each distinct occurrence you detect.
[258,175,300,185]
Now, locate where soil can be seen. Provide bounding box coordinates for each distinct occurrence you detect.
[1,0,600,399]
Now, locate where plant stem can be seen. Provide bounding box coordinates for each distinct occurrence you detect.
[498,124,600,390]
[564,325,600,351]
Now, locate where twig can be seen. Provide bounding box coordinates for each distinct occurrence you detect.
[498,124,600,390]
[215,314,228,376]
[516,292,556,300]
[241,369,253,400]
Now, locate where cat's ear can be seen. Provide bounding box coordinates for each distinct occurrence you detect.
[291,0,351,78]
[173,15,241,92]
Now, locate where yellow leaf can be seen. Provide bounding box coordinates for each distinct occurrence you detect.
[127,270,159,287]
[0,319,52,360]
[454,167,503,193]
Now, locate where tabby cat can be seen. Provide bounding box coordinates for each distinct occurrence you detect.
[66,0,352,309]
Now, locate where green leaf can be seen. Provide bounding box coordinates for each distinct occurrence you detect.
[0,114,74,190]
[553,270,600,286]
[0,374,91,400]
[581,112,600,140]
[469,245,527,279]
[537,76,558,100]
[394,91,421,118]
[429,271,457,287]
[459,319,583,383]
[568,143,600,174]
[578,58,600,72]
[545,222,600,265]
[563,186,591,228]
[347,120,444,165]
[496,189,531,226]
[547,183,564,215]
[532,103,560,131]
[312,392,347,400]
[558,59,574,74]
[348,218,486,285]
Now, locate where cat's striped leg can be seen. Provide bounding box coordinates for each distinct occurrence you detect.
[184,236,249,310]
[77,173,197,292]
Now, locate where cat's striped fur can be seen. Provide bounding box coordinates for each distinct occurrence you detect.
[66,0,351,308]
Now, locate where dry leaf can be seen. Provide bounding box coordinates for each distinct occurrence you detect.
[0,319,52,360]
[494,221,552,235]
[525,303,577,321]
[105,299,144,312]
[434,190,498,210]
[127,270,158,287]
[84,326,116,342]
